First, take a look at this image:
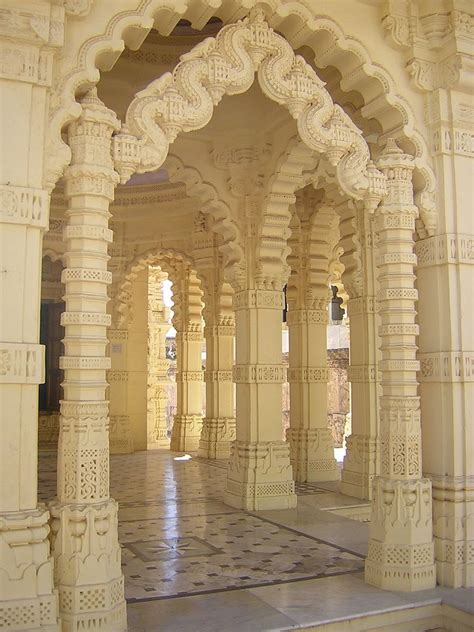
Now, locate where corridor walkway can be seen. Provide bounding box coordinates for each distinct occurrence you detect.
[38,451,473,631]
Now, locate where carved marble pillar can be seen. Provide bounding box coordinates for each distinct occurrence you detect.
[124,268,148,451]
[49,91,127,630]
[225,288,297,510]
[0,7,62,628]
[365,140,436,592]
[108,329,134,454]
[287,302,338,482]
[341,208,380,500]
[147,267,171,449]
[417,87,474,589]
[170,269,204,452]
[286,200,338,482]
[198,318,236,459]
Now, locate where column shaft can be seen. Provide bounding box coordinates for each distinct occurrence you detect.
[287,308,338,481]
[170,270,203,451]
[365,139,436,592]
[49,91,126,630]
[225,289,296,510]
[198,323,235,458]
[147,268,171,449]
[341,210,380,500]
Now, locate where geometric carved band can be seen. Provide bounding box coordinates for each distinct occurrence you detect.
[379,359,420,372]
[287,367,328,382]
[419,351,474,382]
[60,400,109,418]
[376,252,417,266]
[379,323,419,336]
[175,371,204,382]
[59,356,111,370]
[61,312,111,326]
[377,288,418,301]
[233,290,284,310]
[63,224,113,242]
[347,364,378,382]
[0,184,49,229]
[61,268,112,284]
[286,310,328,325]
[347,296,376,316]
[377,213,415,230]
[0,342,44,384]
[204,370,233,382]
[415,233,474,268]
[233,364,286,383]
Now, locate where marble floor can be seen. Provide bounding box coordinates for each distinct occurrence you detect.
[38,450,474,631]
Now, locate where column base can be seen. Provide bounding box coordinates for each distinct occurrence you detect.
[198,417,236,459]
[365,477,436,592]
[287,428,339,482]
[224,441,297,511]
[0,508,60,631]
[49,499,127,631]
[340,434,378,500]
[431,474,474,588]
[170,415,202,452]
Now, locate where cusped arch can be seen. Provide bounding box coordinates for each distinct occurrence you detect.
[114,246,198,326]
[48,0,436,236]
[124,8,372,202]
[165,154,244,270]
[267,3,437,235]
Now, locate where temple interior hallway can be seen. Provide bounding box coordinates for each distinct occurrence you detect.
[38,451,473,631]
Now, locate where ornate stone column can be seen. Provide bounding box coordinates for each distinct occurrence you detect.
[225,286,297,510]
[199,314,235,459]
[365,139,436,591]
[382,4,473,588]
[340,205,380,500]
[108,328,134,454]
[286,199,338,482]
[147,267,171,449]
[49,91,127,629]
[0,4,62,628]
[193,225,236,459]
[418,85,474,587]
[170,267,204,452]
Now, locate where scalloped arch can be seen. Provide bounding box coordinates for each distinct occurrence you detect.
[48,0,436,234]
[165,154,244,270]
[114,246,198,326]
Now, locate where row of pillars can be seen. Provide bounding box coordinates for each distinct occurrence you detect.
[0,90,437,632]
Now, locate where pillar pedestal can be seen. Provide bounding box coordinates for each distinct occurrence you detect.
[0,508,59,631]
[286,428,338,482]
[225,441,297,511]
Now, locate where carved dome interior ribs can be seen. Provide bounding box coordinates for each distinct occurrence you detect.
[2,2,472,631]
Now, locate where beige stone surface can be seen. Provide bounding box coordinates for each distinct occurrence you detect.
[1,0,472,629]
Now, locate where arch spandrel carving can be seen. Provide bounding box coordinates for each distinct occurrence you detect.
[125,8,374,202]
[47,0,437,237]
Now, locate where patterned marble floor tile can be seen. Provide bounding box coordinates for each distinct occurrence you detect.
[38,449,364,604]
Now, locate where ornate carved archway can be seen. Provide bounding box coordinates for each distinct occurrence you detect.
[122,8,375,204]
[47,1,436,237]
